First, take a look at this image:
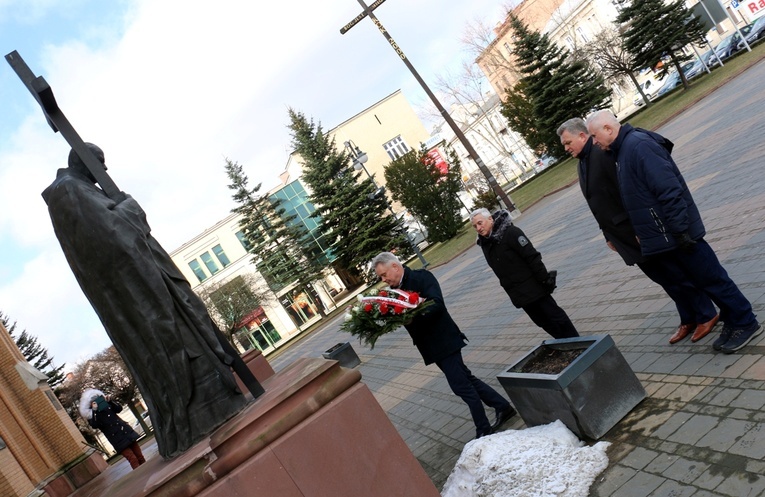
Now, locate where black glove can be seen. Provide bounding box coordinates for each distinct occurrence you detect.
[542,270,557,294]
[673,232,697,253]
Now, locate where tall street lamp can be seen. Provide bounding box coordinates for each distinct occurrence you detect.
[344,140,428,268]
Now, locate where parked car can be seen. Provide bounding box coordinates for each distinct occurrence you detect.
[632,76,665,106]
[738,17,765,50]
[655,51,718,99]
[132,411,152,435]
[535,154,555,169]
[715,24,753,60]
[656,71,682,97]
[683,50,720,80]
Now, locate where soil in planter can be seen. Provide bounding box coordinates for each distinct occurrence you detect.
[514,347,586,375]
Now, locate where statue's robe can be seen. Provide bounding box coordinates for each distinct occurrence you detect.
[43,168,245,458]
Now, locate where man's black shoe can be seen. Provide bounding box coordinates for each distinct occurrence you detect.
[491,406,517,433]
[475,428,492,440]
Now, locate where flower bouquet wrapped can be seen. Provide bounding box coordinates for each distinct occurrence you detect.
[340,287,434,349]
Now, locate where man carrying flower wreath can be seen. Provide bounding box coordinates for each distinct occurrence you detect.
[372,252,516,439]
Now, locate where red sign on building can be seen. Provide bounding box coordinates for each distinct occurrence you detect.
[423,148,448,174]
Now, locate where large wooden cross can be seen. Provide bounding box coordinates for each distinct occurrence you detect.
[5,50,125,202]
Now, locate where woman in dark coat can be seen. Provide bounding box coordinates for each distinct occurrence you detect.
[80,388,145,469]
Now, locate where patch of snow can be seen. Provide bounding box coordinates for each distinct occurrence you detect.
[441,420,610,497]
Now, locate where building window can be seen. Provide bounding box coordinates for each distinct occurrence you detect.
[576,27,589,43]
[212,244,231,267]
[236,230,253,251]
[200,251,220,275]
[503,41,512,55]
[189,260,207,283]
[383,136,411,160]
[269,180,332,265]
[565,36,575,50]
[236,308,282,353]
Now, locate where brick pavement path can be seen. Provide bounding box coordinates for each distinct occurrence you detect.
[271,59,765,495]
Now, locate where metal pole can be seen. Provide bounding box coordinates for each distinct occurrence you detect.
[348,0,517,212]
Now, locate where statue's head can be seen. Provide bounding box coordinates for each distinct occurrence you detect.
[68,143,106,182]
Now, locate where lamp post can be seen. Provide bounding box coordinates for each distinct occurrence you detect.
[344,141,428,268]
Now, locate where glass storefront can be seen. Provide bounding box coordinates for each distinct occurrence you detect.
[280,290,319,328]
[236,308,282,353]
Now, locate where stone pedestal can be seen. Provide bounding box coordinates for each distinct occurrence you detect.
[70,358,439,497]
[496,335,646,439]
[36,449,108,497]
[234,348,275,394]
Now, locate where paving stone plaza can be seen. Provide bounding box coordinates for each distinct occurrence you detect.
[271,59,765,495]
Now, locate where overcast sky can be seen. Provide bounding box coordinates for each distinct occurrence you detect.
[0,0,512,369]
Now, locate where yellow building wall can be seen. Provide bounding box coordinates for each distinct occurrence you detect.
[0,321,88,497]
[328,90,431,193]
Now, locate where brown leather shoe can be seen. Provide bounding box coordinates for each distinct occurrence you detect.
[691,314,720,342]
[670,324,695,344]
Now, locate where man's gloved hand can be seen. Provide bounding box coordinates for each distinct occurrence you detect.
[542,270,557,294]
[673,232,697,253]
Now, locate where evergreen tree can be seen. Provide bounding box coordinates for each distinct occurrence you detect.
[616,0,708,90]
[287,109,410,280]
[384,149,464,243]
[501,80,545,154]
[1,311,66,387]
[501,14,611,157]
[225,159,328,317]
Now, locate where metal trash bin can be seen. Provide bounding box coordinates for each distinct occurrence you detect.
[322,342,361,369]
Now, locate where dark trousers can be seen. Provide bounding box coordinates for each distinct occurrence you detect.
[522,295,579,339]
[650,239,756,330]
[435,351,510,435]
[638,257,718,325]
[121,441,146,469]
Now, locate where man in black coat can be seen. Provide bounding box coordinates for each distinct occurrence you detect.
[470,209,579,339]
[557,117,719,344]
[372,252,515,438]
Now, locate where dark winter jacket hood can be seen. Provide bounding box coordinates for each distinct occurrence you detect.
[476,211,550,307]
[476,209,512,246]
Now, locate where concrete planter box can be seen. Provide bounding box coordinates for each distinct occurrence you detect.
[323,342,361,369]
[497,335,645,439]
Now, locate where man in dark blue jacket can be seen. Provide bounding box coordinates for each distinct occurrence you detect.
[586,110,760,353]
[372,252,515,438]
[557,117,719,344]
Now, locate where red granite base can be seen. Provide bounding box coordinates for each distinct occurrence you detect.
[41,449,107,497]
[69,358,439,497]
[234,348,275,394]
